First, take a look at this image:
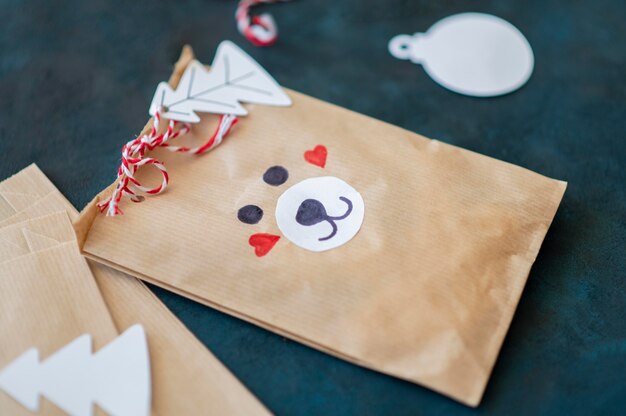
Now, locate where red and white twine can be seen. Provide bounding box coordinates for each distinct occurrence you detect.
[98,109,238,216]
[236,0,290,47]
[98,1,292,216]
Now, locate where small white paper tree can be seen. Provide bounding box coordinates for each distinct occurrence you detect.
[0,324,150,416]
[149,40,292,123]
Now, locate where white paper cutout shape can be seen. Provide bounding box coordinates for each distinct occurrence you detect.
[149,40,292,123]
[389,13,534,97]
[0,324,151,416]
[276,177,365,252]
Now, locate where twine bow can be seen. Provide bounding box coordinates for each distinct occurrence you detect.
[98,109,238,216]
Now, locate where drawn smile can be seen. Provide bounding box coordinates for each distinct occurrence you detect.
[295,197,353,241]
[238,146,365,255]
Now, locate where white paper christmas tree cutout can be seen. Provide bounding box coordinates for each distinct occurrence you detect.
[149,40,292,123]
[0,324,151,416]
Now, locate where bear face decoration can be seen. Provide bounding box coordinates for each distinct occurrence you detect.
[237,145,365,256]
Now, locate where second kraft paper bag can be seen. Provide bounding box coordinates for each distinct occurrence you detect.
[75,43,566,406]
[0,165,269,415]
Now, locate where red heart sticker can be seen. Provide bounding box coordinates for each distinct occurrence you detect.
[249,233,280,257]
[304,145,327,168]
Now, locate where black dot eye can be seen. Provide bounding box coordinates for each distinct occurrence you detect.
[263,166,289,186]
[238,205,264,224]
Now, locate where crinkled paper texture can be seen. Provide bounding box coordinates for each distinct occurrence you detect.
[0,165,269,415]
[77,47,566,406]
[0,219,119,415]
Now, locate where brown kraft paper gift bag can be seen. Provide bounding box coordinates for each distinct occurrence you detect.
[76,46,567,406]
[0,217,120,415]
[0,165,270,415]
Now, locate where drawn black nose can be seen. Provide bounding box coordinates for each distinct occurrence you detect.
[295,197,353,241]
[296,199,327,226]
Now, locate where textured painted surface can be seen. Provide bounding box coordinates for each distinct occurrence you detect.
[0,0,624,414]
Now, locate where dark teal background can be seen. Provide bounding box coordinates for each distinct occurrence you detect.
[1,1,624,414]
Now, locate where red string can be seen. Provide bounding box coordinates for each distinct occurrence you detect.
[98,111,238,216]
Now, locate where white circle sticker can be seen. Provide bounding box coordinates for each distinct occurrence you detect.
[275,177,365,252]
[389,12,534,97]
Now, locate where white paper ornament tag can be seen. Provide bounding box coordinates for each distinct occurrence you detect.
[0,324,151,416]
[150,40,292,123]
[389,13,534,97]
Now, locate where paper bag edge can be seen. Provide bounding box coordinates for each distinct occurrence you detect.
[74,45,197,249]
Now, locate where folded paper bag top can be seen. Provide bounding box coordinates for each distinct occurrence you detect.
[76,45,566,406]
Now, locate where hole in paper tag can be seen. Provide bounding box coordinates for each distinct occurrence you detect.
[389,13,534,97]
